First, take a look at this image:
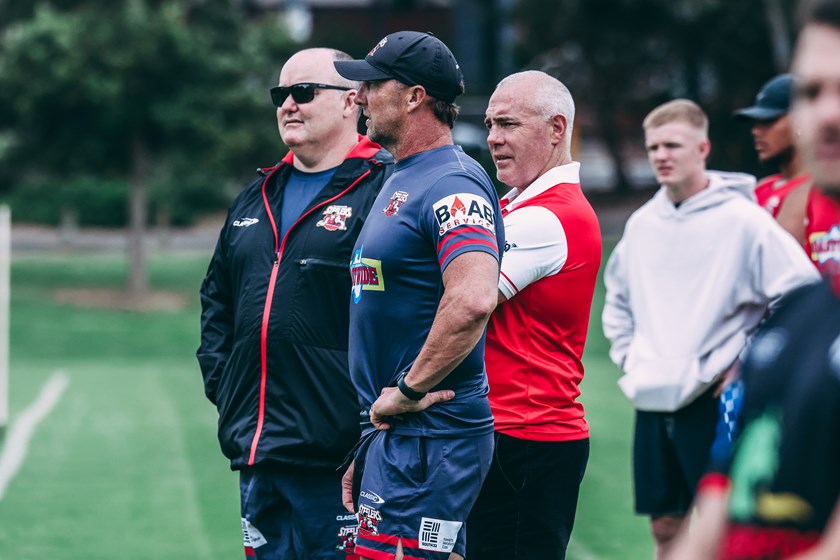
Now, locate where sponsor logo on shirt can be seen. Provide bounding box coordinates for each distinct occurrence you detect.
[809,225,840,266]
[418,517,462,553]
[317,205,352,231]
[350,247,385,303]
[432,193,495,236]
[233,217,259,227]
[383,191,409,216]
[504,241,518,253]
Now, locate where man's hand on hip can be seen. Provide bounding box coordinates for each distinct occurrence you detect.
[369,386,455,430]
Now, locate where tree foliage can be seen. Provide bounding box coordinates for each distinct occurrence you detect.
[512,0,799,190]
[0,0,297,220]
[0,0,298,295]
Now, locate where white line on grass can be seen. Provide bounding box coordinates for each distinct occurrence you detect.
[0,371,69,500]
[568,538,601,560]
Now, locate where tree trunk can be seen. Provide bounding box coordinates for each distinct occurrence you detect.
[59,206,79,247]
[602,122,632,194]
[592,96,631,193]
[127,135,150,296]
[763,0,791,72]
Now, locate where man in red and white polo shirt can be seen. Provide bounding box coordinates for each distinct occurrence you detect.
[466,70,602,560]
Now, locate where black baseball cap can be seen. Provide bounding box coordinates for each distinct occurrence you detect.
[334,31,464,103]
[733,74,795,121]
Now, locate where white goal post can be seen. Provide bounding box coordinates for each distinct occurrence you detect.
[0,205,10,430]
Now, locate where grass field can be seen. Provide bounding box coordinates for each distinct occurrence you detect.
[0,244,653,559]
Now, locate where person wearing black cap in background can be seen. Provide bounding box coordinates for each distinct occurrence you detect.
[735,74,812,246]
[334,31,505,560]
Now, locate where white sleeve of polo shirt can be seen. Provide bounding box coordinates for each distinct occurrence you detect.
[498,205,568,300]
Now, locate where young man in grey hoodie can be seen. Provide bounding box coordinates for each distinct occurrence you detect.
[602,99,819,559]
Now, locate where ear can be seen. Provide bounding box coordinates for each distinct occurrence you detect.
[405,85,428,114]
[699,138,711,159]
[341,90,357,117]
[549,114,567,146]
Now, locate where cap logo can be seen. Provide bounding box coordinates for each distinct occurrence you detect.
[368,37,388,57]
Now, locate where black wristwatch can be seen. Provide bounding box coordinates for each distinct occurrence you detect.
[397,372,427,401]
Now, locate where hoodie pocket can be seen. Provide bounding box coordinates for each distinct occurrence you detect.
[619,337,710,412]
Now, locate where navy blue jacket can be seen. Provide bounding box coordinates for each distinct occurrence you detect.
[197,137,393,470]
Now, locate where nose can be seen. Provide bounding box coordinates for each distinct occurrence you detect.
[750,121,772,138]
[652,145,669,160]
[486,125,502,148]
[355,83,369,106]
[279,92,298,113]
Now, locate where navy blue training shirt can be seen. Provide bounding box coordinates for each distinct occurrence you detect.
[348,145,504,438]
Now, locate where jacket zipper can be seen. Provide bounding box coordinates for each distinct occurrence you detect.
[246,167,374,465]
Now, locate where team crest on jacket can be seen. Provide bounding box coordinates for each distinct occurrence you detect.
[350,246,385,303]
[383,191,409,216]
[433,193,495,236]
[317,205,352,231]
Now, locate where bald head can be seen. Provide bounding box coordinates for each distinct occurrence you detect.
[280,48,359,90]
[494,71,576,146]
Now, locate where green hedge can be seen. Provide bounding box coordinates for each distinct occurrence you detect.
[3,176,232,227]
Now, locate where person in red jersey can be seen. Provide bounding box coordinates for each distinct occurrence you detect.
[805,185,840,275]
[668,1,840,558]
[735,74,812,246]
[466,70,602,560]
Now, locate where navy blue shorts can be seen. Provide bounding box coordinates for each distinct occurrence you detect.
[239,464,359,560]
[353,430,493,560]
[633,389,718,517]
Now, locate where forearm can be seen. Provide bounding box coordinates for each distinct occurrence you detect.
[404,292,493,392]
[403,251,498,392]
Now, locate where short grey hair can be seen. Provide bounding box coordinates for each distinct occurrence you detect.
[330,49,361,90]
[496,70,576,145]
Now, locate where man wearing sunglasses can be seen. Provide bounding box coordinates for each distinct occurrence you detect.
[198,47,393,560]
[334,32,504,560]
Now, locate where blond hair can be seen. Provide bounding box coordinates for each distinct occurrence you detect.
[643,99,708,137]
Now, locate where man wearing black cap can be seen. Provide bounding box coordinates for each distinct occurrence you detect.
[334,31,505,560]
[735,74,812,245]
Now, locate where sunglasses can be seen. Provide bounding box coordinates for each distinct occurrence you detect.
[270,83,352,107]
